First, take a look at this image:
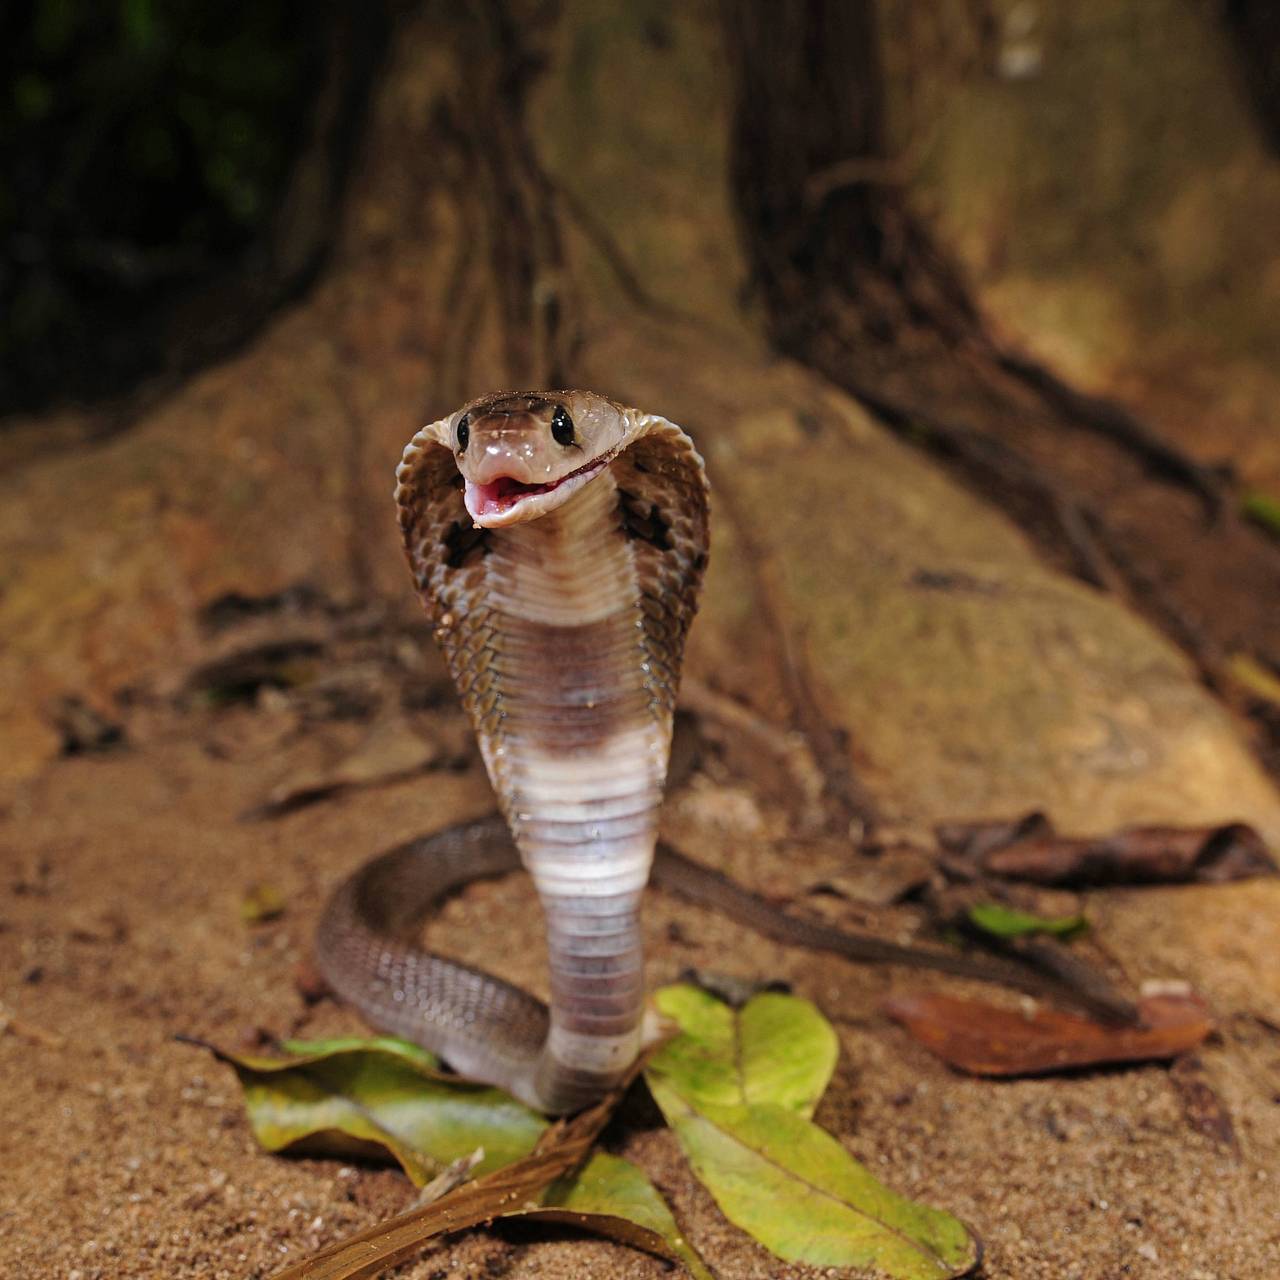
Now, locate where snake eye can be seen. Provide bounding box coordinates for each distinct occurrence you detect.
[456,413,470,452]
[550,405,575,447]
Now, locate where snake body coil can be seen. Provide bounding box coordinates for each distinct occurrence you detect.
[316,391,709,1112]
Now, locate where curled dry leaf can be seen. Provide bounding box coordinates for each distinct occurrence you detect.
[937,814,1275,886]
[884,992,1213,1076]
[807,845,936,908]
[1168,1054,1239,1156]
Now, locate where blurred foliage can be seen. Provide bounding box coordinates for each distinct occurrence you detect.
[0,0,330,413]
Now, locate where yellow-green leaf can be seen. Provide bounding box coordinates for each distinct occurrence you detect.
[967,902,1086,939]
[238,882,285,923]
[648,1078,977,1278]
[644,987,979,1278]
[650,984,837,1118]
[1227,652,1280,708]
[1242,489,1280,539]
[197,1036,547,1185]
[512,1152,715,1279]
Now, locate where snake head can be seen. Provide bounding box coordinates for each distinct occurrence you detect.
[447,391,631,528]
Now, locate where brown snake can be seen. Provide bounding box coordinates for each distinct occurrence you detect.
[315,390,1133,1115]
[317,391,710,1113]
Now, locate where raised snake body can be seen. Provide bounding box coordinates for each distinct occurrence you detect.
[316,391,710,1113]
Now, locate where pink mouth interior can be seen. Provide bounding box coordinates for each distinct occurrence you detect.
[466,455,608,518]
[468,474,552,517]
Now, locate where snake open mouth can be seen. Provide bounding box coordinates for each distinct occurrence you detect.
[465,451,615,522]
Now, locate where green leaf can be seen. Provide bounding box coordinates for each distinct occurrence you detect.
[1242,490,1280,539]
[205,1035,713,1276]
[277,1035,440,1065]
[651,984,837,1118]
[200,1036,547,1185]
[238,881,285,923]
[648,1080,977,1278]
[967,902,1086,939]
[645,986,979,1278]
[1226,651,1280,708]
[518,1151,714,1280]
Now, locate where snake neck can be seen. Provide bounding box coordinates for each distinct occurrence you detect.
[478,469,668,1111]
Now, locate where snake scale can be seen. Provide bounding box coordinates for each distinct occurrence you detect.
[316,391,711,1113]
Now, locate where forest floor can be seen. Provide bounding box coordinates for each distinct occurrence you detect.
[3,616,1280,1280]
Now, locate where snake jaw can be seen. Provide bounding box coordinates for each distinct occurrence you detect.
[464,450,616,527]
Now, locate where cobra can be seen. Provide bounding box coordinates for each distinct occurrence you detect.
[316,390,710,1113]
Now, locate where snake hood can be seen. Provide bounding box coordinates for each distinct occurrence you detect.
[443,390,636,528]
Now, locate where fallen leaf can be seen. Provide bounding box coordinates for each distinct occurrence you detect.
[967,902,1085,939]
[516,1151,714,1280]
[190,1035,547,1185]
[652,985,837,1118]
[239,883,286,924]
[986,824,1275,886]
[1226,652,1280,709]
[807,846,935,907]
[197,1035,710,1277]
[937,814,1275,886]
[263,1051,696,1280]
[935,812,1050,860]
[1241,489,1280,539]
[647,985,979,1278]
[648,1081,976,1278]
[1168,1054,1239,1155]
[884,993,1213,1075]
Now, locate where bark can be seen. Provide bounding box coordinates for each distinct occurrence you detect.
[723,0,1280,779]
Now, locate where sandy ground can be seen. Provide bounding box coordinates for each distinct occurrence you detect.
[3,693,1279,1280]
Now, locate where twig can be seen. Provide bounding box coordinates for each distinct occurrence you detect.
[413,1148,485,1206]
[0,1005,66,1050]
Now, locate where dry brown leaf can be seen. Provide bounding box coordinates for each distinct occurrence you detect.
[884,992,1213,1076]
[806,846,935,907]
[1168,1053,1239,1155]
[937,815,1275,886]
